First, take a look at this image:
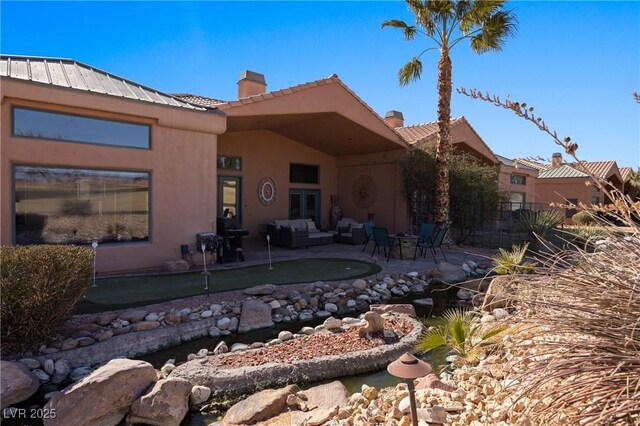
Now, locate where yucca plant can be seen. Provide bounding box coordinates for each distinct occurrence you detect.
[492,243,535,275]
[561,225,607,251]
[518,209,564,239]
[417,309,506,364]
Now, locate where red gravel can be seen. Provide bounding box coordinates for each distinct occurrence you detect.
[208,318,414,369]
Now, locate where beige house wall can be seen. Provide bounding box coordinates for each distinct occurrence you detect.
[1,79,225,274]
[217,130,338,234]
[497,164,538,205]
[534,178,602,207]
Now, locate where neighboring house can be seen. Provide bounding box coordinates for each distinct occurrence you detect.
[1,55,226,274]
[514,153,625,219]
[495,155,538,210]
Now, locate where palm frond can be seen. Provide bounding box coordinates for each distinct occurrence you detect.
[398,57,423,86]
[417,328,447,353]
[469,9,518,53]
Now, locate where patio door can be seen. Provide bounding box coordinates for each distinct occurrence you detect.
[289,189,320,226]
[217,176,241,220]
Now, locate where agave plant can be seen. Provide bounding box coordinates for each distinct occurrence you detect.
[417,309,506,363]
[493,243,535,275]
[561,226,607,251]
[519,209,564,239]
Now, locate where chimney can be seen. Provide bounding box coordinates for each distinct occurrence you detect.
[384,110,404,128]
[551,152,563,167]
[238,70,266,98]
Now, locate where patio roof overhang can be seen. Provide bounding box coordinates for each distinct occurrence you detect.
[218,76,408,157]
[225,112,405,157]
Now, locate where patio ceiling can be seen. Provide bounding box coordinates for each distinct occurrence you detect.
[226,112,405,157]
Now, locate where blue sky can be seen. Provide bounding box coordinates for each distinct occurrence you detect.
[2,1,639,168]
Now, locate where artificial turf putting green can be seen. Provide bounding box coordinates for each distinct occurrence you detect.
[76,258,381,314]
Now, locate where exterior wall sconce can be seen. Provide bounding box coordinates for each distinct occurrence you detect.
[387,352,432,426]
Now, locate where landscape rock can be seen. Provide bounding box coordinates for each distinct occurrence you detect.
[32,369,50,384]
[417,406,447,424]
[190,385,211,406]
[97,330,113,342]
[278,331,293,341]
[301,381,350,410]
[213,341,228,355]
[51,359,71,384]
[132,321,161,332]
[352,279,368,291]
[18,358,41,370]
[323,317,343,330]
[243,284,276,296]
[370,304,416,317]
[59,338,79,351]
[69,367,93,382]
[324,303,338,313]
[0,361,39,409]
[435,262,467,283]
[238,299,274,333]
[43,359,157,426]
[119,310,148,323]
[217,317,231,330]
[96,313,118,326]
[223,384,300,425]
[145,313,159,321]
[44,359,55,375]
[457,288,475,300]
[358,311,385,337]
[129,377,192,426]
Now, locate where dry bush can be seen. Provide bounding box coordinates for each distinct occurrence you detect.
[458,88,640,424]
[1,245,93,353]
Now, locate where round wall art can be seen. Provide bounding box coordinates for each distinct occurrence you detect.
[258,177,277,206]
[352,174,377,209]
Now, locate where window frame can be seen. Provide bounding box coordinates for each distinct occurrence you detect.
[217,156,242,171]
[11,106,151,150]
[510,174,526,185]
[12,163,152,245]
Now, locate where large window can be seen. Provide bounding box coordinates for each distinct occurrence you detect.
[509,192,525,210]
[289,163,319,184]
[14,165,149,244]
[218,176,241,220]
[12,107,150,149]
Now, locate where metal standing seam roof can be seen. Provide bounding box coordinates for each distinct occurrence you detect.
[538,164,589,179]
[0,55,209,112]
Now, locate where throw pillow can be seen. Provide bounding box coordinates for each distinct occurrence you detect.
[307,221,317,231]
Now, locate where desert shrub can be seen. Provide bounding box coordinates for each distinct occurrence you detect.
[492,243,535,275]
[417,309,506,364]
[1,245,93,353]
[518,209,563,241]
[402,147,502,243]
[572,210,596,225]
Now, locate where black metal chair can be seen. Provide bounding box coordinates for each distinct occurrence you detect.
[413,223,436,260]
[371,227,401,262]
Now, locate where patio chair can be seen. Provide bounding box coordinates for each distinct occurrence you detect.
[429,225,449,262]
[362,222,375,252]
[413,223,436,260]
[371,227,401,262]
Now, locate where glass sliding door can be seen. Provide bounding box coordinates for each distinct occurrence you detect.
[289,189,320,225]
[218,176,241,220]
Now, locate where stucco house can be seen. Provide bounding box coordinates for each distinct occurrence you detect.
[514,153,625,218]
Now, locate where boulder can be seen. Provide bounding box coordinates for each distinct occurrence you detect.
[0,361,39,409]
[223,384,300,425]
[370,304,416,317]
[119,310,148,323]
[18,358,41,370]
[358,311,384,337]
[301,380,350,410]
[238,299,275,333]
[131,321,160,332]
[323,317,343,330]
[482,276,514,311]
[243,284,276,296]
[190,385,211,406]
[43,359,157,426]
[96,312,118,326]
[129,377,192,426]
[434,262,467,283]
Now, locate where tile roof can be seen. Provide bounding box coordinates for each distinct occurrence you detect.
[1,55,207,111]
[620,167,634,182]
[512,158,549,171]
[496,155,538,171]
[577,161,617,179]
[172,93,225,109]
[396,117,497,163]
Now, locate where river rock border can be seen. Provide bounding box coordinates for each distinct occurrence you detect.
[170,313,425,400]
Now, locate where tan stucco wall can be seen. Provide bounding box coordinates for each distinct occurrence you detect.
[534,178,603,207]
[1,79,225,274]
[217,130,338,235]
[337,150,409,233]
[497,164,538,204]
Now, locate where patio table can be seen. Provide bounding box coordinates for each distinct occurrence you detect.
[390,234,419,259]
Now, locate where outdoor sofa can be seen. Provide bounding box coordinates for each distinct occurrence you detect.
[266,219,334,249]
[329,218,367,245]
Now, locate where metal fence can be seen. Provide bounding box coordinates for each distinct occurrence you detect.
[449,202,565,249]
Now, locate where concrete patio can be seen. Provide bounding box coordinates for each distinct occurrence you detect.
[211,237,497,276]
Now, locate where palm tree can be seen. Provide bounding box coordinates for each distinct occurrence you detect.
[383,1,517,223]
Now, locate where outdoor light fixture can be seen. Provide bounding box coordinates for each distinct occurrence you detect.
[91,241,99,288]
[387,352,432,426]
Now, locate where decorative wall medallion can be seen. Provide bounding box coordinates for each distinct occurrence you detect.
[352,174,377,209]
[258,177,277,206]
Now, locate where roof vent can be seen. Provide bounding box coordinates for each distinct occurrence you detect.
[238,70,266,98]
